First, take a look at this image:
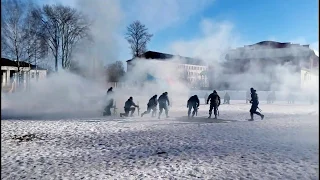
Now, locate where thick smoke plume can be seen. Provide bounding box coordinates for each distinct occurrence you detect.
[170,19,319,101]
[1,71,108,119]
[1,5,318,119]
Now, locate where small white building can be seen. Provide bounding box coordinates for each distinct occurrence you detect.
[1,58,48,92]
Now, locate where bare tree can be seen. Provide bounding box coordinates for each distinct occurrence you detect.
[31,5,61,72]
[125,20,153,58]
[1,0,28,73]
[23,6,49,66]
[106,61,125,82]
[32,4,90,72]
[57,5,90,69]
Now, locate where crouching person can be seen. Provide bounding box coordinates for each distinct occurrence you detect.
[187,95,200,118]
[120,97,139,117]
[141,95,158,117]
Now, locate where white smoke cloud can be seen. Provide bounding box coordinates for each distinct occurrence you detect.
[2,1,317,120]
[1,70,108,119]
[167,19,319,99]
[121,0,214,33]
[168,19,245,62]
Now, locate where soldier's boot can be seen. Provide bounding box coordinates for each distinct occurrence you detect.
[249,113,254,121]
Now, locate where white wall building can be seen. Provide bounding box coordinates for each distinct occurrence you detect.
[1,58,48,92]
[222,41,319,90]
[126,51,209,88]
[300,68,319,91]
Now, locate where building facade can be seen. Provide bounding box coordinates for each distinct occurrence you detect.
[126,51,209,88]
[301,67,319,90]
[220,41,319,90]
[1,58,48,92]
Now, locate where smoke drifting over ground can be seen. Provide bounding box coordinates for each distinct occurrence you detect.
[1,71,110,119]
[1,2,318,119]
[122,57,191,100]
[170,19,319,99]
[1,59,190,119]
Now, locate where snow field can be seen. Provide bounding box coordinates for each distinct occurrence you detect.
[1,101,319,179]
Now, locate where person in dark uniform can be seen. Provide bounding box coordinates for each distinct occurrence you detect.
[158,92,170,119]
[207,90,221,119]
[187,95,200,118]
[249,87,264,120]
[103,87,114,116]
[223,92,230,104]
[141,95,158,117]
[120,97,139,117]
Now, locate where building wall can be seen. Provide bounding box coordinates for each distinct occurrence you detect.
[1,66,48,90]
[221,43,318,90]
[29,69,47,80]
[127,58,209,88]
[177,64,208,85]
[300,68,319,90]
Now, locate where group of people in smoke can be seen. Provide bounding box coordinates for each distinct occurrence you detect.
[188,88,264,120]
[104,87,265,121]
[104,88,170,119]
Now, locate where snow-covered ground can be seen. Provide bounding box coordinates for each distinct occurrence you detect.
[1,100,319,179]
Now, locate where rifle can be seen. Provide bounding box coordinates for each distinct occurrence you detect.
[257,107,262,112]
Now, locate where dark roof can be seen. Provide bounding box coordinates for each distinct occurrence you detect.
[245,41,309,49]
[142,51,174,59]
[1,57,47,70]
[126,51,205,65]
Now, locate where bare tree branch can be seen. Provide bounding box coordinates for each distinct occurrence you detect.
[125,20,153,58]
[31,4,91,72]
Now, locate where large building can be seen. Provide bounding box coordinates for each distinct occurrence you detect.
[218,41,319,90]
[301,67,319,91]
[126,51,209,88]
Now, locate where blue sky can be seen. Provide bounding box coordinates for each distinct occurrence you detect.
[39,0,319,63]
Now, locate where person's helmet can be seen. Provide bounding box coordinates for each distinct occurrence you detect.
[213,90,217,93]
[250,87,254,91]
[129,97,133,100]
[164,92,168,95]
